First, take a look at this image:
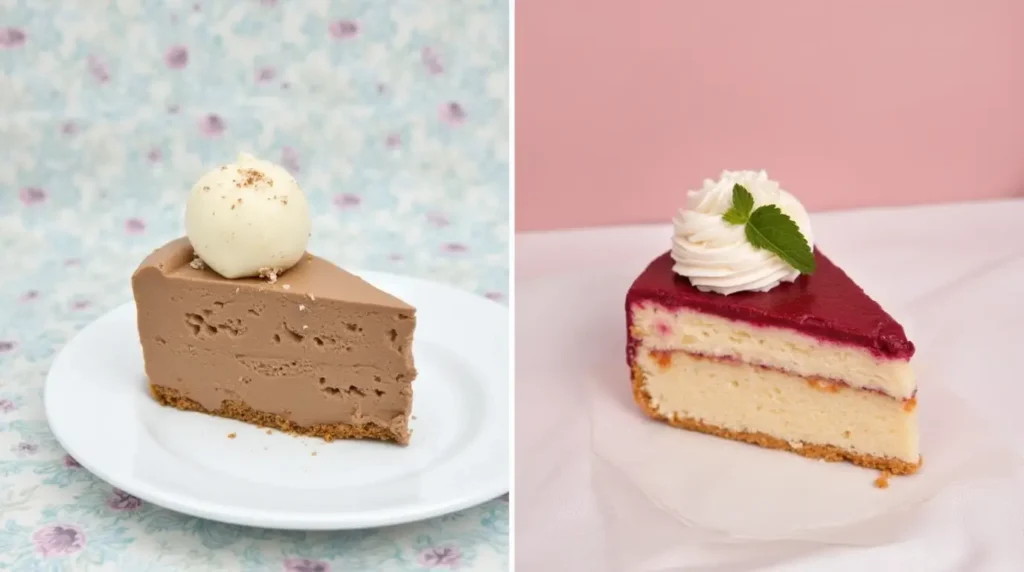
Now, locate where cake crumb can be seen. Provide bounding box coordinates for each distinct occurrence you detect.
[311,451,317,457]
[282,284,291,290]
[259,267,279,283]
[874,471,891,489]
[227,432,237,439]
[266,429,273,435]
[189,256,206,270]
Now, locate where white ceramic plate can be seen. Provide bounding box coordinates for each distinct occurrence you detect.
[45,271,509,530]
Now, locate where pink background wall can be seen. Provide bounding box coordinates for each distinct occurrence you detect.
[516,0,1024,231]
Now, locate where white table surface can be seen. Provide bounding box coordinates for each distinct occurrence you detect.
[514,199,1024,571]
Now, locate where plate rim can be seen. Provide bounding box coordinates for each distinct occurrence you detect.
[44,270,509,530]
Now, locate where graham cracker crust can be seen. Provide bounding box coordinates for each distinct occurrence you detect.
[150,384,408,445]
[629,363,921,475]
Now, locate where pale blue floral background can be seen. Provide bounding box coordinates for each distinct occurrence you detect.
[0,0,509,570]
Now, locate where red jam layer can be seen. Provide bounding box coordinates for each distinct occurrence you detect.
[647,348,916,405]
[626,250,915,360]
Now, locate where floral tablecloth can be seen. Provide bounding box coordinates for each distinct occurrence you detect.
[0,1,509,570]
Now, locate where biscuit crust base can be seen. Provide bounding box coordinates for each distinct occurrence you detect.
[630,363,921,475]
[150,384,408,445]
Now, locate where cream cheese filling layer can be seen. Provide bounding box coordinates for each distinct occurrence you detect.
[636,348,919,463]
[630,303,915,400]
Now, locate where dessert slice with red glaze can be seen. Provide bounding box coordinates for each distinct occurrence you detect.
[627,171,920,475]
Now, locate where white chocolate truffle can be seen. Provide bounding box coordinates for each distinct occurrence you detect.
[185,153,311,279]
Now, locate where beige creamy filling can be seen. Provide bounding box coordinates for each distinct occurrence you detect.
[636,348,919,463]
[630,304,915,399]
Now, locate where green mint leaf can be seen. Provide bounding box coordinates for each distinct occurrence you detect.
[722,184,754,225]
[745,205,816,274]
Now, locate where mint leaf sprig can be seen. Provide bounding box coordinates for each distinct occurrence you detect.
[721,184,816,275]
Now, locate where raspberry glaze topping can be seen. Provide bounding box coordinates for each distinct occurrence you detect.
[626,250,915,360]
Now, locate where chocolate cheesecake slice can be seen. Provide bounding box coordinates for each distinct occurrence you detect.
[132,238,417,444]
